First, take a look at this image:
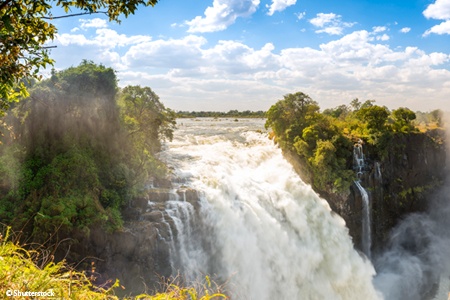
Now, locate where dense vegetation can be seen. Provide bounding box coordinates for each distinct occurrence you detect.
[0,61,175,244]
[265,92,443,195]
[176,110,265,118]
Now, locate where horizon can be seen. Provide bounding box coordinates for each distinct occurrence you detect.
[45,0,450,112]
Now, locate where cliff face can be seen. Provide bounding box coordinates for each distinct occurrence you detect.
[369,131,446,251]
[59,184,202,296]
[285,130,446,254]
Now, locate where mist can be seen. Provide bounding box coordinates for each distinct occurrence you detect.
[374,114,450,300]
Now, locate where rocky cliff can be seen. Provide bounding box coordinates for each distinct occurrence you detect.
[284,130,446,255]
[59,182,202,296]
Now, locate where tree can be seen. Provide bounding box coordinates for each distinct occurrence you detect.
[430,109,443,127]
[356,105,390,134]
[265,92,320,144]
[391,107,417,133]
[0,0,159,116]
[118,86,176,179]
[119,85,176,152]
[12,61,119,155]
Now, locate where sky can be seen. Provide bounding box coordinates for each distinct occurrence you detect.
[46,0,450,112]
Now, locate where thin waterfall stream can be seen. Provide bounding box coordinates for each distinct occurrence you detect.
[158,118,381,299]
[353,139,372,258]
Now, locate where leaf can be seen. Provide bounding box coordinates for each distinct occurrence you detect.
[1,15,14,32]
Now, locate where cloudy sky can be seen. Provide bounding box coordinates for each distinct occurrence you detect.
[48,0,450,112]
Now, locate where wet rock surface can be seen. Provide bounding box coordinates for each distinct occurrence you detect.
[67,178,202,295]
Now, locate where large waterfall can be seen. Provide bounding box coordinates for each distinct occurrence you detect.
[159,118,381,299]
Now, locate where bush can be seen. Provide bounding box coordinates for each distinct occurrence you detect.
[0,227,227,300]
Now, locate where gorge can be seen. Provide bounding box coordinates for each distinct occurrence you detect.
[77,117,448,299]
[0,64,448,298]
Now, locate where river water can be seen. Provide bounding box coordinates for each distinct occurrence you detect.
[159,118,382,299]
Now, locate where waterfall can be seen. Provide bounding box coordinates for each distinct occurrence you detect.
[354,139,365,179]
[374,162,382,182]
[165,199,209,280]
[160,118,381,300]
[353,139,372,258]
[355,181,372,258]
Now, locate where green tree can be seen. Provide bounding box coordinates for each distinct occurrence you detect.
[118,85,176,180]
[0,0,159,116]
[1,62,129,240]
[323,104,350,119]
[391,107,417,133]
[356,105,390,134]
[265,92,320,145]
[12,60,119,156]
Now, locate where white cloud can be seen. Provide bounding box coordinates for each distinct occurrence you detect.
[186,0,260,33]
[79,18,108,29]
[295,12,306,20]
[423,0,450,20]
[372,26,387,33]
[50,19,450,112]
[57,29,151,48]
[376,34,390,41]
[400,27,411,33]
[309,13,355,35]
[423,19,450,36]
[123,35,207,69]
[266,0,297,16]
[423,0,450,36]
[310,13,338,27]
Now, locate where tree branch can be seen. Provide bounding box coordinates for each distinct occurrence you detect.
[42,11,107,20]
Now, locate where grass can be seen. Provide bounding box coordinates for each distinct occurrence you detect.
[0,227,227,299]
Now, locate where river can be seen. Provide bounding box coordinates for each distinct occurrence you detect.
[159,118,382,299]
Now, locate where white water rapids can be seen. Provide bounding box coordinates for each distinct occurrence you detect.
[159,118,382,299]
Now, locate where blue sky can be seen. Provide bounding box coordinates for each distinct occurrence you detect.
[46,0,450,112]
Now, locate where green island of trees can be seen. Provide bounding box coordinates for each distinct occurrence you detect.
[265,92,443,196]
[0,61,176,241]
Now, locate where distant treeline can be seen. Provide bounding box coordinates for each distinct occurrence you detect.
[176,110,266,118]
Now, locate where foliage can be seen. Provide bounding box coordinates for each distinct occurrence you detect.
[0,62,173,243]
[265,92,320,147]
[119,85,176,153]
[136,276,227,300]
[391,107,417,133]
[0,227,227,299]
[0,0,159,116]
[118,85,176,183]
[414,109,444,132]
[265,92,427,194]
[0,227,119,299]
[266,92,353,193]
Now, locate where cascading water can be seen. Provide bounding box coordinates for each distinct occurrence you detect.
[353,139,372,258]
[159,118,381,299]
[355,181,371,258]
